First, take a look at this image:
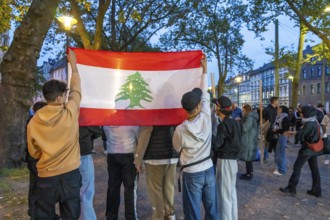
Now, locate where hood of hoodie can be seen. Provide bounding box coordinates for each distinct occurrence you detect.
[32,104,65,126]
[248,111,259,121]
[181,113,210,142]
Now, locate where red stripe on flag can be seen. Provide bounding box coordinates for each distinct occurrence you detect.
[79,108,187,126]
[70,48,203,71]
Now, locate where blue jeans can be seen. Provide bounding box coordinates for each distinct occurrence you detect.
[182,166,217,220]
[79,155,97,220]
[264,149,269,160]
[275,135,287,174]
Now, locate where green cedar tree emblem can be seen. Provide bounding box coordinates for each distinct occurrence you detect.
[115,71,153,108]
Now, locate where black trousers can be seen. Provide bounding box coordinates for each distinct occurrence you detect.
[27,156,38,218]
[106,153,138,220]
[268,139,278,153]
[32,169,81,220]
[245,161,253,175]
[288,150,321,193]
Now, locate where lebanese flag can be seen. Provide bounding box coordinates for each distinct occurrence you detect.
[70,48,203,126]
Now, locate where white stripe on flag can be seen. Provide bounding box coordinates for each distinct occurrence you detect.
[78,64,202,109]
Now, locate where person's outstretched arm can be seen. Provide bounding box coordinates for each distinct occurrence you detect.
[67,49,81,111]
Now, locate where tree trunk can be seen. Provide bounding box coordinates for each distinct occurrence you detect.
[216,53,223,97]
[0,0,60,168]
[291,21,307,108]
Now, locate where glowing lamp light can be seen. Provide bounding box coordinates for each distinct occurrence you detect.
[58,15,77,31]
[288,75,294,81]
[235,76,242,83]
[325,5,330,13]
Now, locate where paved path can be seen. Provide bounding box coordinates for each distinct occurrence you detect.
[92,138,330,220]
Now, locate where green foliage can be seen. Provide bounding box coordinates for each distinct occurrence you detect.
[41,0,189,55]
[116,71,153,109]
[308,43,330,62]
[282,0,330,49]
[76,0,91,11]
[265,44,297,71]
[0,0,12,33]
[159,0,257,96]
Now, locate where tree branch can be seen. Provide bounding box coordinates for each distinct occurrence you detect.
[284,0,330,49]
[69,0,93,49]
[94,0,111,50]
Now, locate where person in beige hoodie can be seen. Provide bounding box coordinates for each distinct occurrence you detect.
[27,49,82,220]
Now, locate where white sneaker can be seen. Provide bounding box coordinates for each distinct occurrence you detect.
[325,160,329,165]
[273,170,283,176]
[166,215,176,220]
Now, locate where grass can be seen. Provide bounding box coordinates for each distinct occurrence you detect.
[0,181,11,192]
[0,167,29,217]
[0,167,29,181]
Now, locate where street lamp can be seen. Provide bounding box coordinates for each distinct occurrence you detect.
[57,15,77,80]
[235,76,242,107]
[325,4,330,12]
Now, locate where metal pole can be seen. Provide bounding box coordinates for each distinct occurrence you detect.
[259,79,264,164]
[211,72,216,98]
[65,33,69,82]
[237,83,240,107]
[274,19,279,97]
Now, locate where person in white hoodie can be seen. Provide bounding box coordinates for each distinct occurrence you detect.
[173,55,217,220]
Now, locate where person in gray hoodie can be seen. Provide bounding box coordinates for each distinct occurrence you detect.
[173,55,217,220]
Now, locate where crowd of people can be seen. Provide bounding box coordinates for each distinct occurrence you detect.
[25,50,329,220]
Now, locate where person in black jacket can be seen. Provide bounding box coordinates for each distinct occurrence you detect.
[25,101,48,219]
[279,106,322,197]
[294,105,302,132]
[260,96,279,158]
[273,106,290,175]
[213,96,241,220]
[79,126,102,220]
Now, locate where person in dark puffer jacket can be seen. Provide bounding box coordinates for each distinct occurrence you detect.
[279,105,322,197]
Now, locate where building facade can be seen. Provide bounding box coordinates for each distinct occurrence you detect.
[298,61,330,108]
[223,45,330,109]
[50,58,67,81]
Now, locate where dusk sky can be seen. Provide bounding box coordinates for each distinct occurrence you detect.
[207,15,321,83]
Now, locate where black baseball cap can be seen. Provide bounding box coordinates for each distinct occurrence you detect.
[216,96,232,109]
[181,88,202,111]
